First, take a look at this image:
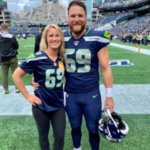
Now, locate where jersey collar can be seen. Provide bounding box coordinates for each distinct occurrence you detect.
[43,50,60,63]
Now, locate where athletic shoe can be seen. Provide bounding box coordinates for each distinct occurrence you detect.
[4,91,9,94]
[16,89,20,93]
[73,147,82,150]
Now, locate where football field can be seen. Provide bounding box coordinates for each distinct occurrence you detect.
[0,38,150,150]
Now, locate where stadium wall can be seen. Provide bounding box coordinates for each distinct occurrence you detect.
[95,20,116,30]
[116,14,138,24]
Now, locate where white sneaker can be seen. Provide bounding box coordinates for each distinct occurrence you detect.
[73,147,82,150]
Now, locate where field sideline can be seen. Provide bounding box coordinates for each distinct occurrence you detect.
[0,37,150,150]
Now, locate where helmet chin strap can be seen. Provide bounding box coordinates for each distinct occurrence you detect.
[120,121,129,135]
[105,106,120,133]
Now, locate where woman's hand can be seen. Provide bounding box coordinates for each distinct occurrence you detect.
[26,94,42,106]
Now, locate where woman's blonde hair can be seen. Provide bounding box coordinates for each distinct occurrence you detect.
[40,24,65,58]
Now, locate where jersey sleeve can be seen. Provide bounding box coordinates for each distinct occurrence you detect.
[97,30,110,52]
[20,53,38,74]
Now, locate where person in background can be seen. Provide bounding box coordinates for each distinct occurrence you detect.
[137,33,141,45]
[18,34,20,39]
[148,33,150,46]
[0,23,20,94]
[34,27,44,53]
[143,32,147,45]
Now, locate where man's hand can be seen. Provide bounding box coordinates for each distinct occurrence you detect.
[26,94,42,106]
[32,77,39,90]
[104,97,114,113]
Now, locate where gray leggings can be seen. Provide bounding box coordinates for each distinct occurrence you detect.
[32,106,66,150]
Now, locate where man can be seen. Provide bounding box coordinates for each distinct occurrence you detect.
[132,32,137,44]
[18,34,20,39]
[64,1,114,150]
[148,33,150,46]
[23,33,26,39]
[0,23,20,94]
[34,27,44,53]
[128,33,132,43]
[143,32,147,46]
[33,1,114,150]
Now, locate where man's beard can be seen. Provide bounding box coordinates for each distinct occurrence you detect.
[69,22,86,35]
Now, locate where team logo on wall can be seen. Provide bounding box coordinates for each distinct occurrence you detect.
[109,60,134,66]
[99,59,134,66]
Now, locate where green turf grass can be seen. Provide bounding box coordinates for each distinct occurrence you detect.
[1,38,150,86]
[101,45,150,84]
[17,37,35,55]
[0,115,150,150]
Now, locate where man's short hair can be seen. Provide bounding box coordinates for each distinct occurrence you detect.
[68,0,87,15]
[1,23,9,30]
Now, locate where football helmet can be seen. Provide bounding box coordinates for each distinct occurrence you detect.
[99,106,129,142]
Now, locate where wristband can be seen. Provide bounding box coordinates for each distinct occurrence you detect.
[106,88,112,97]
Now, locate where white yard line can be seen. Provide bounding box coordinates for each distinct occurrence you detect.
[110,43,150,55]
[23,45,34,47]
[18,53,31,54]
[109,52,135,53]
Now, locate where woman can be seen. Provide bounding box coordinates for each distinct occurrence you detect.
[12,24,66,150]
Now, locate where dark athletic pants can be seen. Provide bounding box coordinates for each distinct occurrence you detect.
[1,57,18,91]
[32,106,66,150]
[65,88,101,150]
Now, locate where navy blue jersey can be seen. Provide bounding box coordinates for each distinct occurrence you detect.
[20,51,65,112]
[63,28,110,93]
